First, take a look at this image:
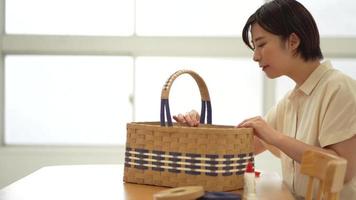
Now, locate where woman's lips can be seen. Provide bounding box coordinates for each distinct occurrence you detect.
[261,65,269,71]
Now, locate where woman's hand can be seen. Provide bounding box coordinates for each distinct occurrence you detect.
[237,116,281,145]
[173,109,200,127]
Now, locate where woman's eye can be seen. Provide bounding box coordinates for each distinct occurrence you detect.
[257,43,266,48]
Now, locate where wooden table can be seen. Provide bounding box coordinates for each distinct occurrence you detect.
[0,165,295,200]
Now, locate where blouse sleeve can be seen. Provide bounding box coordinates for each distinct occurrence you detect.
[319,77,356,147]
[264,104,278,129]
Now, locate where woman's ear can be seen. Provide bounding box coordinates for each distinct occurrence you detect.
[288,33,300,51]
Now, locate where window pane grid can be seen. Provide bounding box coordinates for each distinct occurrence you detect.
[5,0,135,36]
[5,55,133,145]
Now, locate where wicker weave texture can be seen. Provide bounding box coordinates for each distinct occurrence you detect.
[124,167,244,191]
[126,122,252,154]
[124,122,254,191]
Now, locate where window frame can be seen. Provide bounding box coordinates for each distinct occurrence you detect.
[1,0,356,147]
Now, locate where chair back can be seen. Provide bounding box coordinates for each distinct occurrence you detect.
[300,150,347,200]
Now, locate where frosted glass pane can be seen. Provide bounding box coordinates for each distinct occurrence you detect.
[332,59,356,78]
[136,0,264,36]
[275,59,356,102]
[275,76,294,102]
[6,0,134,35]
[5,55,133,145]
[298,0,356,36]
[135,57,263,125]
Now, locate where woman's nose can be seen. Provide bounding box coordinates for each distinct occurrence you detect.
[253,50,260,62]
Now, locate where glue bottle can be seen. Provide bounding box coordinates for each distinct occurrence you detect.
[243,161,257,200]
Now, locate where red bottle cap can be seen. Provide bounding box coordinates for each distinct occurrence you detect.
[254,171,261,178]
[245,161,254,173]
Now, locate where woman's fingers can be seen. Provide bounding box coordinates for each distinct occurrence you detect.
[189,110,200,126]
[173,114,186,124]
[184,112,196,127]
[237,116,277,144]
[173,110,200,127]
[237,119,248,127]
[237,116,260,127]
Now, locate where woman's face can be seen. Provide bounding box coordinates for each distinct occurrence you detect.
[250,23,293,79]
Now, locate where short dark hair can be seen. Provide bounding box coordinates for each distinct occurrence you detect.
[242,0,323,61]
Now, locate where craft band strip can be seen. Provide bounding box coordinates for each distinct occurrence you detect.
[127,155,251,167]
[126,150,252,162]
[126,162,248,173]
[125,147,254,176]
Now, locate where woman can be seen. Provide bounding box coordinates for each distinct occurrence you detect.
[174,0,356,199]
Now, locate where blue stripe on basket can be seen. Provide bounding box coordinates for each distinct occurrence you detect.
[169,152,182,156]
[152,156,164,160]
[124,147,253,176]
[236,171,245,175]
[169,169,181,173]
[205,154,218,176]
[136,148,149,153]
[186,153,200,157]
[186,165,201,170]
[186,159,201,164]
[237,159,246,164]
[152,153,165,172]
[152,151,165,162]
[238,153,247,158]
[185,153,201,175]
[206,172,218,176]
[186,171,201,175]
[169,152,181,173]
[224,154,234,159]
[223,160,233,165]
[236,165,246,169]
[206,160,219,165]
[223,166,233,170]
[152,161,163,166]
[223,172,233,176]
[152,167,164,172]
[135,159,148,165]
[153,150,165,155]
[186,153,201,166]
[169,157,181,162]
[152,149,165,170]
[206,154,219,159]
[137,154,149,159]
[169,163,181,168]
[206,166,218,171]
[124,148,132,167]
[135,165,148,170]
[223,154,233,176]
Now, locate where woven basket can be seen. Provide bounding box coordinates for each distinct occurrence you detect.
[124,70,254,192]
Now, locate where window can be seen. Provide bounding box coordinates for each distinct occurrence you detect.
[2,0,264,145]
[298,0,356,36]
[6,0,135,35]
[136,0,263,36]
[5,55,133,145]
[1,0,356,146]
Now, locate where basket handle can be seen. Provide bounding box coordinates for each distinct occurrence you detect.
[160,70,212,127]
